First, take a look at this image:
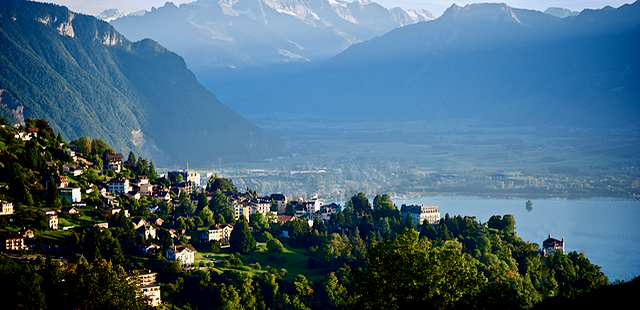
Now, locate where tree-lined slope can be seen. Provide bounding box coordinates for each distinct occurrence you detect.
[0,0,284,166]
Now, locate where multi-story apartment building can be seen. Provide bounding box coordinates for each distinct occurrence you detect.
[400,204,440,225]
[199,224,234,242]
[108,177,131,194]
[0,200,13,215]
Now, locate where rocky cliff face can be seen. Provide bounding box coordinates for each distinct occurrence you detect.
[0,0,285,166]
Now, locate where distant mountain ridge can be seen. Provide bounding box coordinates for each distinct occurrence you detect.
[543,7,580,18]
[107,0,433,100]
[110,0,433,68]
[234,2,640,128]
[0,0,284,166]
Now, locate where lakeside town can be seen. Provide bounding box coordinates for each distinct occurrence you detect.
[0,118,619,309]
[1,0,638,307]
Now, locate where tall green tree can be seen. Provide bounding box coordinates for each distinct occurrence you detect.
[404,213,415,230]
[210,191,234,224]
[127,151,136,167]
[351,193,371,216]
[284,219,310,248]
[148,160,158,182]
[91,139,114,157]
[197,191,209,213]
[229,216,256,254]
[372,194,398,220]
[250,212,268,231]
[419,220,437,240]
[323,272,350,309]
[438,221,451,241]
[61,259,150,310]
[0,256,46,309]
[354,229,485,309]
[376,217,393,239]
[72,136,92,155]
[199,205,215,227]
[83,227,125,266]
[170,173,184,183]
[178,191,196,216]
[207,175,237,192]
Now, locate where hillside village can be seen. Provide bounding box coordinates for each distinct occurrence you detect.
[1,0,637,307]
[0,118,622,309]
[0,117,354,306]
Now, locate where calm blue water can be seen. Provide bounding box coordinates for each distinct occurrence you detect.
[393,196,640,281]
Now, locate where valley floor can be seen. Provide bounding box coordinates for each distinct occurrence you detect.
[188,119,640,201]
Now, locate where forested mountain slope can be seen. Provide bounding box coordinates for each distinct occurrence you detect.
[0,0,284,166]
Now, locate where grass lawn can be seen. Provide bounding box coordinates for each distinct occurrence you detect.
[197,240,332,281]
[41,230,73,245]
[58,214,97,228]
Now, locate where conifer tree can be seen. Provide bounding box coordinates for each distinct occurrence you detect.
[419,220,437,240]
[404,213,415,230]
[229,216,256,253]
[127,151,136,168]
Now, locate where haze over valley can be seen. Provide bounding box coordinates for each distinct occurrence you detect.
[0,1,639,308]
[1,0,638,200]
[104,0,639,200]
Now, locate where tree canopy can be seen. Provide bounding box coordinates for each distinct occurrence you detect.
[354,229,485,309]
[230,216,256,254]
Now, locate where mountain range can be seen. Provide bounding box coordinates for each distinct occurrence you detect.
[231,2,640,128]
[0,0,284,166]
[108,0,434,100]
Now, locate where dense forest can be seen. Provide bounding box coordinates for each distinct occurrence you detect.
[0,117,635,309]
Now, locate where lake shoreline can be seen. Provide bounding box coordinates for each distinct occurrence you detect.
[393,195,640,281]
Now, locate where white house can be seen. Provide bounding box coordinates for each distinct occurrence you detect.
[128,270,161,307]
[38,208,58,230]
[249,200,271,217]
[63,163,83,176]
[230,199,250,221]
[104,153,124,172]
[66,149,77,161]
[140,285,162,307]
[165,245,197,267]
[137,224,157,240]
[319,203,341,221]
[59,187,82,203]
[0,200,14,215]
[270,194,288,214]
[543,234,565,256]
[108,177,131,194]
[169,169,201,188]
[199,224,234,242]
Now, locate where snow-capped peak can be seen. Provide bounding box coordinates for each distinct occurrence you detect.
[441,3,522,24]
[96,8,126,22]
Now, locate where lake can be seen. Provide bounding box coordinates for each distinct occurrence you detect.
[393,196,640,281]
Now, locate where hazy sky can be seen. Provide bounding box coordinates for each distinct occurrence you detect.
[44,0,634,17]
